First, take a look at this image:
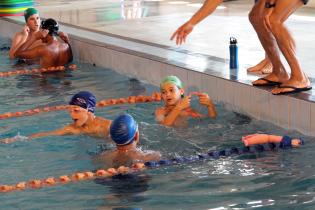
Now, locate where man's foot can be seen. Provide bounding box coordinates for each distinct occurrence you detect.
[247,59,273,74]
[252,78,281,86]
[252,73,283,86]
[272,85,312,95]
[271,78,312,95]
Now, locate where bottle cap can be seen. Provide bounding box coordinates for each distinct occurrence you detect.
[230,37,237,44]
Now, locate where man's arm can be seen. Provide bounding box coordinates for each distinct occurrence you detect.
[58,31,70,44]
[171,0,223,45]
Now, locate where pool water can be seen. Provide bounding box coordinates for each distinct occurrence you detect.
[1,37,315,210]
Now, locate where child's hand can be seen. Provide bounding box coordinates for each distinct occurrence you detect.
[199,93,212,107]
[191,92,212,107]
[34,29,49,40]
[176,95,191,111]
[22,25,30,37]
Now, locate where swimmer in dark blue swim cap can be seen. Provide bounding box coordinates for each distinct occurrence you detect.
[1,91,112,144]
[95,114,161,168]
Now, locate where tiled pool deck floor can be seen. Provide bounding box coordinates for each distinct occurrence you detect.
[1,0,315,135]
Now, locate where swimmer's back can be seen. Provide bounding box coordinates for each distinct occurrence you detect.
[40,41,72,68]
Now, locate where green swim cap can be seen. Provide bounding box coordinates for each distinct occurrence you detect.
[24,8,39,22]
[160,75,183,89]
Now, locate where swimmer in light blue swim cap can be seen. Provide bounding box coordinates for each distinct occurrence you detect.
[155,75,217,127]
[95,114,161,168]
[1,91,112,144]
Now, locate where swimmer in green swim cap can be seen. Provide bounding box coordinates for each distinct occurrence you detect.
[9,8,69,60]
[155,75,217,126]
[94,114,161,168]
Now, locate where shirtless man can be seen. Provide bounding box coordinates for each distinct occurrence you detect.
[1,91,112,144]
[14,18,72,68]
[171,0,311,95]
[9,8,69,59]
[96,114,161,168]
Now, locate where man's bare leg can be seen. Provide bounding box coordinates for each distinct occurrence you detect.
[249,0,289,85]
[268,0,311,94]
[248,1,273,75]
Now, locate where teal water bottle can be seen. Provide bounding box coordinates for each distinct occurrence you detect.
[229,37,238,69]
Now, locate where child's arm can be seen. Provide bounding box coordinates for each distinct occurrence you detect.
[156,96,191,126]
[192,92,216,118]
[9,28,29,59]
[242,134,281,146]
[28,127,72,139]
[242,134,302,147]
[0,125,73,144]
[143,151,162,162]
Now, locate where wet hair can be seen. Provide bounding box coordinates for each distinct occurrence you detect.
[41,18,59,36]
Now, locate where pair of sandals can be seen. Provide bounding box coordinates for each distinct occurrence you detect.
[253,78,312,95]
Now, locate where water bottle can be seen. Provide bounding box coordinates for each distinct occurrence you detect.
[229,37,239,69]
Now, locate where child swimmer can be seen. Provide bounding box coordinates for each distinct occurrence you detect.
[1,91,112,144]
[242,133,304,147]
[155,75,217,126]
[95,114,161,168]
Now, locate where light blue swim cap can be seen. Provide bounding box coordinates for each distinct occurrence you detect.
[69,91,96,113]
[110,114,138,146]
[160,75,183,89]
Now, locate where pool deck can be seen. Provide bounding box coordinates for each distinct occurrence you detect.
[1,0,315,136]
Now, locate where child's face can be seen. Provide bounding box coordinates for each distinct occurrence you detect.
[69,106,89,126]
[161,83,184,106]
[27,14,40,32]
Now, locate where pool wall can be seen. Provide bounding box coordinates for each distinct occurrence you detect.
[1,17,315,136]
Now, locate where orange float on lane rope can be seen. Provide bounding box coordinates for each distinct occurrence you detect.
[0,163,148,194]
[0,92,163,121]
[0,65,76,78]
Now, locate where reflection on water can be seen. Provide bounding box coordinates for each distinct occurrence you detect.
[95,173,150,208]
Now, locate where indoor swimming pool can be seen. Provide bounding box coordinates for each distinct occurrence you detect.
[1,36,315,210]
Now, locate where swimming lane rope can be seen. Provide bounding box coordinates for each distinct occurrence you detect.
[0,139,300,193]
[0,92,162,120]
[0,64,77,77]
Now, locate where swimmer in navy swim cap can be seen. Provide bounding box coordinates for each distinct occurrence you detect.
[1,91,112,144]
[155,75,217,127]
[9,8,69,60]
[14,17,73,68]
[95,114,161,168]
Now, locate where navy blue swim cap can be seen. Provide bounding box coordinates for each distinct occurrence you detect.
[41,18,59,36]
[69,91,96,113]
[110,114,138,146]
